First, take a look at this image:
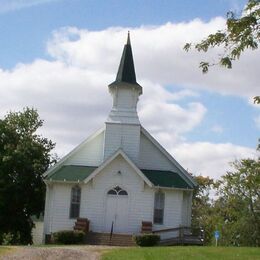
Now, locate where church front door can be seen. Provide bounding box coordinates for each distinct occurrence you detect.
[104,186,129,233]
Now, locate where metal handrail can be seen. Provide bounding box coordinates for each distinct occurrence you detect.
[109,221,114,241]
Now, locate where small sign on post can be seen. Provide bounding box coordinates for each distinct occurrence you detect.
[214,230,220,246]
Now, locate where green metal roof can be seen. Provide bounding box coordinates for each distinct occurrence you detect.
[141,169,193,189]
[46,165,192,189]
[46,165,97,182]
[109,32,142,89]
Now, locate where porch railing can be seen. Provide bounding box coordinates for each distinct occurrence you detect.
[152,226,204,245]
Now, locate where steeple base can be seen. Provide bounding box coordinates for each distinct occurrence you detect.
[107,108,140,125]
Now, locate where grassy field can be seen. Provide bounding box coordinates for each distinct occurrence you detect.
[102,246,260,260]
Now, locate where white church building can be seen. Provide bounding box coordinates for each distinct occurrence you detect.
[43,33,196,242]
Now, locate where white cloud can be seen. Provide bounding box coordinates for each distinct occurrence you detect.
[170,142,257,179]
[0,19,258,178]
[47,20,259,98]
[0,60,203,156]
[0,0,60,13]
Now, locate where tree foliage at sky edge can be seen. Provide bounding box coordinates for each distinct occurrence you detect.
[184,0,260,104]
[192,155,260,246]
[0,108,55,244]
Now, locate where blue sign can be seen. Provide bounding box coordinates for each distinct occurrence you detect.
[214,230,220,239]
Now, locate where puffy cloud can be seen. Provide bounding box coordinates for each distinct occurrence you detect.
[0,19,258,178]
[48,20,259,98]
[170,142,257,179]
[0,59,203,156]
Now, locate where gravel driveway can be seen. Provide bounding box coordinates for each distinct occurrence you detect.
[1,245,113,260]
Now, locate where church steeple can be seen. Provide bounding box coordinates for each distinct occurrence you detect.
[106,33,142,125]
[104,33,142,163]
[109,32,142,92]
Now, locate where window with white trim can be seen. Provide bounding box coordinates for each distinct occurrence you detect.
[153,191,165,224]
[70,186,81,218]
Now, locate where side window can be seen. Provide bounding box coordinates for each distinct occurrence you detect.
[153,191,165,224]
[70,186,81,219]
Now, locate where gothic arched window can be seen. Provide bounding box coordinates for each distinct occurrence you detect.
[107,186,128,196]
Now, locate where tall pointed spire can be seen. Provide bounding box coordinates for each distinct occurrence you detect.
[109,32,141,89]
[106,32,142,125]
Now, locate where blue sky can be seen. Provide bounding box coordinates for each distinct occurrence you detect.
[0,0,247,68]
[0,0,258,178]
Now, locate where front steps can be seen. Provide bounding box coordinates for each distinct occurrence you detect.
[85,232,136,246]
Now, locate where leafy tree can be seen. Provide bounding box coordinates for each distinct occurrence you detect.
[184,0,260,104]
[0,108,55,244]
[215,158,260,246]
[192,175,216,244]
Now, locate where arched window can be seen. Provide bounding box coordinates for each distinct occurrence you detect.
[153,191,165,224]
[107,186,128,196]
[70,186,81,218]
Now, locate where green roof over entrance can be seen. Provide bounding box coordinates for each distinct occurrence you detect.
[141,169,193,189]
[46,165,97,182]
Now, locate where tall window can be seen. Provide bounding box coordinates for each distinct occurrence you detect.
[153,191,165,224]
[70,186,81,218]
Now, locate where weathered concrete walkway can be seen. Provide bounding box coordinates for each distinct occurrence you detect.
[1,245,114,260]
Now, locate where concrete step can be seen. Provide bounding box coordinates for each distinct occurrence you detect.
[85,232,136,246]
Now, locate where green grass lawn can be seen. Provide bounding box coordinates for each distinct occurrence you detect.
[102,246,260,260]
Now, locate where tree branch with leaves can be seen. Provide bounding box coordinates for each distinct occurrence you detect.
[184,0,259,72]
[184,0,260,103]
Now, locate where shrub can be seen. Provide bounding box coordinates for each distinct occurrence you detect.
[53,230,85,244]
[1,232,21,245]
[134,234,160,247]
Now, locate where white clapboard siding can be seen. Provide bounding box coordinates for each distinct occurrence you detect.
[181,191,192,227]
[46,183,76,233]
[43,185,52,235]
[138,132,180,171]
[32,221,44,244]
[45,154,186,235]
[116,87,137,108]
[64,130,104,166]
[81,154,151,233]
[104,123,140,164]
[152,189,183,240]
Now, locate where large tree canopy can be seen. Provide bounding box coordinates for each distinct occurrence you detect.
[215,158,260,246]
[191,175,216,244]
[192,155,260,246]
[0,108,55,244]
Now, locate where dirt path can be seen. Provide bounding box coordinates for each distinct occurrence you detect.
[1,245,113,260]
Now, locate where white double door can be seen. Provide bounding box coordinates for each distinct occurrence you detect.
[105,194,129,233]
